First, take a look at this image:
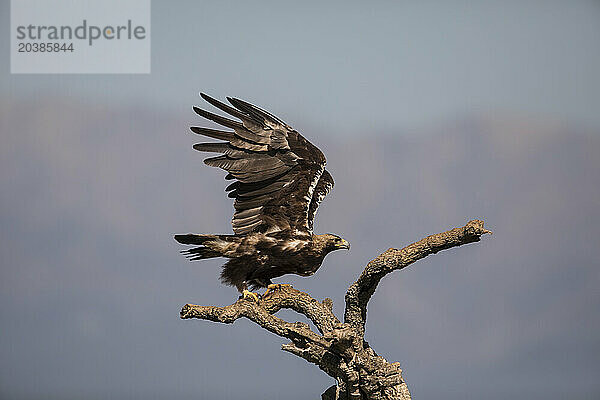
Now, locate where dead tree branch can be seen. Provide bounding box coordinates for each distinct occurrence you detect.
[344,219,492,337]
[180,219,492,399]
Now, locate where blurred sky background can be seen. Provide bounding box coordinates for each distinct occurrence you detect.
[1,1,599,399]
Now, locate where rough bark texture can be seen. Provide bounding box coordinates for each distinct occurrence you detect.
[180,219,491,399]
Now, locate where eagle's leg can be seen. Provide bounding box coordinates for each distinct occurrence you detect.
[237,281,259,302]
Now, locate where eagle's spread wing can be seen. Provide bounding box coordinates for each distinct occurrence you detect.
[191,93,333,235]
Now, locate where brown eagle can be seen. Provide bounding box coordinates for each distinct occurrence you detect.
[175,93,349,300]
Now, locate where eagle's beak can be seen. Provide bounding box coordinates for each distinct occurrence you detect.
[340,239,350,250]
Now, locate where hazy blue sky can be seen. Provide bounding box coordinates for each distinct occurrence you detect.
[2,1,600,132]
[1,1,599,399]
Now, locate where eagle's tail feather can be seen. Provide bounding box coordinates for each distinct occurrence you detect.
[175,233,240,261]
[180,246,221,261]
[174,233,219,245]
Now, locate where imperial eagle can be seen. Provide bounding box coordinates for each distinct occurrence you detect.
[175,94,349,300]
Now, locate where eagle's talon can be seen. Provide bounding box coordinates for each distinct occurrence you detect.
[278,283,293,289]
[242,290,259,302]
[264,283,293,297]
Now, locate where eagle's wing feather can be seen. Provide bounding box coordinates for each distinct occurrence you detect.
[307,170,334,232]
[191,93,330,235]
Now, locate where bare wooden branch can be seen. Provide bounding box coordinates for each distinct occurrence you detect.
[180,219,491,399]
[344,219,492,336]
[281,341,342,378]
[258,287,341,333]
[181,289,331,348]
[181,285,338,334]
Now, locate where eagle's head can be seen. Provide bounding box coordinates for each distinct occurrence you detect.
[317,233,350,253]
